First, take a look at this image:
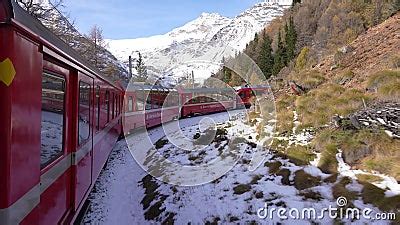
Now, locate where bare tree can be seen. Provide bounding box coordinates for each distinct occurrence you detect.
[17,0,65,21]
[87,25,107,67]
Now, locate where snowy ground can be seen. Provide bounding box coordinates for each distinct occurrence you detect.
[41,111,63,165]
[83,110,398,224]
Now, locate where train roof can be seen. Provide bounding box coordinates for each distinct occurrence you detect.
[126,83,176,92]
[1,0,122,91]
[177,87,235,94]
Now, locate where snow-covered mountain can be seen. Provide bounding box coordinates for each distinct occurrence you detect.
[107,0,292,84]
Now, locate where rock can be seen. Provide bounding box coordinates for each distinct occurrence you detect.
[337,102,400,138]
[288,80,306,96]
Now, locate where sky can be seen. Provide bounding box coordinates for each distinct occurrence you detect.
[63,0,262,40]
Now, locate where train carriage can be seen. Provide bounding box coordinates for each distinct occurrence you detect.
[178,87,236,117]
[0,1,123,224]
[123,84,180,133]
[0,1,271,224]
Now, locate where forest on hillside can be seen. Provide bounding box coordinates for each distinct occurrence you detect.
[206,0,400,216]
[208,0,400,86]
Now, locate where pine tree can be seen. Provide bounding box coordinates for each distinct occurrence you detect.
[135,52,148,82]
[285,17,297,63]
[258,32,273,79]
[272,30,285,75]
[223,66,232,84]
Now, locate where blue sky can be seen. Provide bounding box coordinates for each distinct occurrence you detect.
[64,0,261,40]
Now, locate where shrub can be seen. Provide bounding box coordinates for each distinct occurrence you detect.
[275,94,296,134]
[366,70,400,91]
[299,70,326,89]
[390,54,400,68]
[295,83,370,128]
[334,69,355,85]
[286,145,316,166]
[295,47,310,71]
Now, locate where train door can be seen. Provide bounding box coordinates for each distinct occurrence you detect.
[34,60,74,224]
[74,72,94,211]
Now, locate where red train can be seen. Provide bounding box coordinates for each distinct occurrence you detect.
[1,1,123,224]
[122,84,268,133]
[0,1,268,224]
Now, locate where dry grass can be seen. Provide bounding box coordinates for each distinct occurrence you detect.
[275,94,296,134]
[356,174,383,183]
[290,70,326,90]
[361,182,400,212]
[299,70,326,89]
[265,161,282,175]
[366,70,400,102]
[269,138,289,152]
[313,128,400,179]
[333,69,355,85]
[286,145,316,166]
[332,177,358,205]
[317,144,338,174]
[293,170,321,190]
[295,83,370,128]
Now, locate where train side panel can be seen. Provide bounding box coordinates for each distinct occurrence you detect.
[0,25,42,223]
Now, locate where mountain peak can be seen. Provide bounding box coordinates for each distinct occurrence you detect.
[107,1,290,83]
[199,12,223,18]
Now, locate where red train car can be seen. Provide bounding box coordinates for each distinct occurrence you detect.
[178,88,236,117]
[123,84,179,133]
[0,1,123,224]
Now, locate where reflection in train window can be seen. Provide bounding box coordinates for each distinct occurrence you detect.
[136,91,145,111]
[78,81,90,145]
[41,72,65,168]
[105,91,110,123]
[128,96,133,112]
[96,85,100,131]
[145,91,152,110]
[112,93,115,119]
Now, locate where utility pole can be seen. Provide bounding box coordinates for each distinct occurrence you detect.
[192,71,195,88]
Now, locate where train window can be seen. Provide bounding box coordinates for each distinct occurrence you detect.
[105,91,110,123]
[145,91,152,110]
[78,81,91,145]
[112,93,115,119]
[152,91,160,109]
[41,73,65,168]
[128,96,133,112]
[96,86,100,131]
[136,91,145,111]
[116,95,119,115]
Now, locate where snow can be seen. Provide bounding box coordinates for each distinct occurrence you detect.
[41,111,63,165]
[106,2,290,83]
[84,110,397,224]
[336,150,400,197]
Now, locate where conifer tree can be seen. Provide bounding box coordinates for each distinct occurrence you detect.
[285,17,297,63]
[135,52,148,82]
[272,30,285,75]
[258,32,273,79]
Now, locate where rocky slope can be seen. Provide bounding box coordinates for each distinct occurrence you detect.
[316,12,400,89]
[107,0,292,84]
